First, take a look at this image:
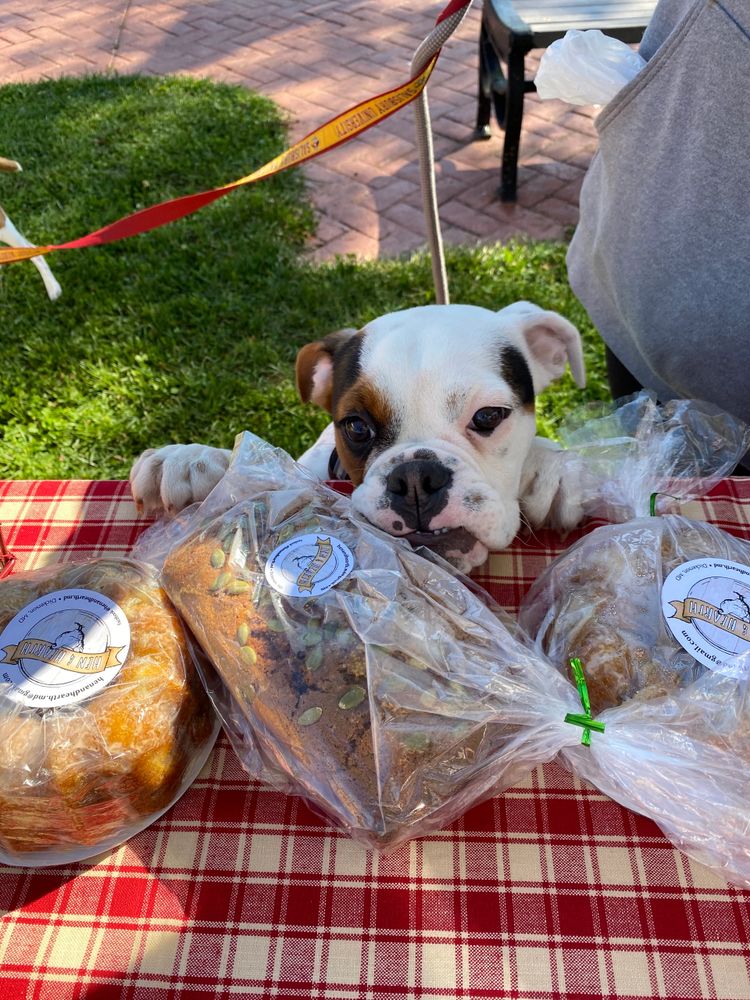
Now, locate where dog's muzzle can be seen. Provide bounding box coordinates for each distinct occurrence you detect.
[350,440,509,572]
[384,458,453,531]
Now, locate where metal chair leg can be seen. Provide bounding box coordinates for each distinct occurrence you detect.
[500,45,525,201]
[474,22,499,138]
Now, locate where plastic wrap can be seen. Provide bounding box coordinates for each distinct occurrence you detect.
[0,558,219,867]
[135,431,584,850]
[519,396,750,886]
[534,28,645,107]
[559,393,750,523]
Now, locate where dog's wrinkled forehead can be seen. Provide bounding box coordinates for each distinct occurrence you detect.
[354,303,534,409]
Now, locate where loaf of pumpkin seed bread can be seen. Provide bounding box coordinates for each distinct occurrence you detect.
[156,433,577,849]
[162,510,385,835]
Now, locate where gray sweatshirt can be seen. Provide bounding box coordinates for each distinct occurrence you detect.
[567,0,750,429]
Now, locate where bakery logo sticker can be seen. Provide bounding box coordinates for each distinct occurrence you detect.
[265,533,354,597]
[0,589,130,708]
[662,559,750,677]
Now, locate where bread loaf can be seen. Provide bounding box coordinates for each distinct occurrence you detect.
[160,494,545,848]
[519,515,750,714]
[0,558,217,865]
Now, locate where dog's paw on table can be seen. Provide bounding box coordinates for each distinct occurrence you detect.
[129,443,231,515]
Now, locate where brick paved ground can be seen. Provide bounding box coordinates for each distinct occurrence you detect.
[0,0,601,261]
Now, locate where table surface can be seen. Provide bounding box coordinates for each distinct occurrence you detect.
[1,478,750,1000]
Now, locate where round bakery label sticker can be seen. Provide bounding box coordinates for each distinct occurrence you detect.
[662,559,750,677]
[0,589,130,708]
[265,533,354,597]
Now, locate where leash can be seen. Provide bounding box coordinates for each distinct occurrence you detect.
[0,0,473,304]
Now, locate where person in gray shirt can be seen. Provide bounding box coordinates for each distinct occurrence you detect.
[567,0,750,455]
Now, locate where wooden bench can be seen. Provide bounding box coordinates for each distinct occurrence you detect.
[475,0,657,201]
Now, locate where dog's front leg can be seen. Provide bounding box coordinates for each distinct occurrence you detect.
[297,422,336,481]
[130,443,231,515]
[130,424,334,518]
[0,211,62,301]
[519,437,585,534]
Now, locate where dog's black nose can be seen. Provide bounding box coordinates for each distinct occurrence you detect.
[385,459,453,529]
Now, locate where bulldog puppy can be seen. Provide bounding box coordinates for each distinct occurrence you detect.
[130,302,586,572]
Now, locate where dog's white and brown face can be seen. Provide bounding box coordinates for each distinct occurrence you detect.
[130,302,586,573]
[295,302,585,570]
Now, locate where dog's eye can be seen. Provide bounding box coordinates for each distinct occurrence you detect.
[341,415,374,446]
[470,407,511,435]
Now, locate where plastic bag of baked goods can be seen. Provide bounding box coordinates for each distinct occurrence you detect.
[0,557,219,867]
[518,393,750,886]
[134,431,587,850]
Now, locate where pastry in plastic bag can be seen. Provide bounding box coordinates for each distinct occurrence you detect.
[518,393,750,887]
[0,558,218,866]
[520,515,750,714]
[141,432,580,850]
[520,393,750,712]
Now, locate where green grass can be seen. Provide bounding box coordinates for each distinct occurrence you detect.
[0,74,608,479]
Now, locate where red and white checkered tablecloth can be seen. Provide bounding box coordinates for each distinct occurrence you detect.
[2,479,750,1000]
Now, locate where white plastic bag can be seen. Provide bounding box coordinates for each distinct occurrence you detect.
[535,29,646,106]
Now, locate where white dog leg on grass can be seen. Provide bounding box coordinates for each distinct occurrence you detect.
[0,212,62,301]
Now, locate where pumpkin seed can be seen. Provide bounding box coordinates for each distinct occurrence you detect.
[210,548,226,569]
[255,587,273,608]
[298,706,323,726]
[305,646,323,672]
[381,677,409,697]
[267,618,286,633]
[209,571,234,592]
[335,628,352,646]
[240,645,257,666]
[301,628,322,646]
[402,732,431,751]
[338,685,366,711]
[236,622,250,646]
[227,580,251,596]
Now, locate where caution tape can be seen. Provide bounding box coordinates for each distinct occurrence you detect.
[0,0,470,265]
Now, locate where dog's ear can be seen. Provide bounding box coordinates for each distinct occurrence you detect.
[499,302,586,392]
[295,328,359,413]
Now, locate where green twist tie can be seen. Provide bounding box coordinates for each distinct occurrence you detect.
[564,658,605,746]
[649,492,681,516]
